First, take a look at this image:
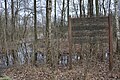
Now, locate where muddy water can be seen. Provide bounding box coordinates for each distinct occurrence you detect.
[0,43,81,68]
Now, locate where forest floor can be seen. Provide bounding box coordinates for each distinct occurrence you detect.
[2,54,120,80]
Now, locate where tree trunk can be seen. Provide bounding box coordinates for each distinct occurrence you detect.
[11,0,17,65]
[95,0,99,16]
[46,0,52,66]
[79,0,82,17]
[61,0,65,28]
[34,0,37,41]
[88,0,93,17]
[90,0,93,16]
[102,0,106,16]
[4,0,9,66]
[83,0,85,17]
[73,0,78,17]
[33,0,38,66]
[11,0,15,41]
[108,0,111,14]
[53,0,59,69]
[115,0,120,52]
[54,0,56,26]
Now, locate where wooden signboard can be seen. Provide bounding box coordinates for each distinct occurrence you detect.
[68,15,113,70]
[70,17,109,43]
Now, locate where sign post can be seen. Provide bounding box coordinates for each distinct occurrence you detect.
[68,16,72,69]
[108,14,113,71]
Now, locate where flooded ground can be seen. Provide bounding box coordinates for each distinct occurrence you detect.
[0,43,81,68]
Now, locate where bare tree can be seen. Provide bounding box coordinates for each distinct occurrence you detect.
[82,0,85,17]
[4,0,9,66]
[54,0,56,25]
[11,0,15,41]
[73,0,78,17]
[10,0,17,65]
[53,0,59,69]
[115,0,120,52]
[61,0,65,27]
[32,0,38,65]
[95,0,99,16]
[79,0,82,17]
[34,0,37,41]
[46,0,52,66]
[88,0,93,17]
[102,0,106,16]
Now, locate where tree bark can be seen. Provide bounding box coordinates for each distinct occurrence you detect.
[88,0,93,17]
[11,0,15,41]
[115,0,120,52]
[34,0,37,41]
[73,0,78,17]
[54,0,56,25]
[46,0,52,66]
[11,0,17,65]
[102,0,106,16]
[83,0,85,17]
[61,0,65,27]
[79,0,82,17]
[95,0,99,16]
[53,0,59,69]
[33,0,38,66]
[4,0,9,66]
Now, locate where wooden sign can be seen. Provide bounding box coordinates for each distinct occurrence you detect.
[70,17,109,43]
[68,15,113,70]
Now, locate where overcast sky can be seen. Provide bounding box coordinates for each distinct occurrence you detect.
[0,0,119,16]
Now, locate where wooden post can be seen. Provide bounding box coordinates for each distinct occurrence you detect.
[68,16,72,69]
[108,14,113,71]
